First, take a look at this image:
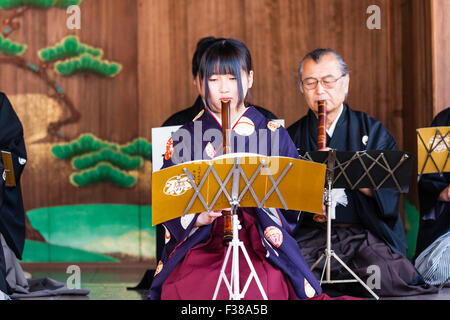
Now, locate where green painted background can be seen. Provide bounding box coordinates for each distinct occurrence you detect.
[22,204,155,262]
[21,199,420,262]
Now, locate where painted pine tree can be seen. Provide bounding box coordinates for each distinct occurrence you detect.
[52,133,152,188]
[0,0,122,141]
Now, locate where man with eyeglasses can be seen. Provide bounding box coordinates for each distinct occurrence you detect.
[287,48,437,297]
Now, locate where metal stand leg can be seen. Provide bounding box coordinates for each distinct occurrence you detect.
[213,212,268,300]
[311,249,380,300]
[310,180,380,300]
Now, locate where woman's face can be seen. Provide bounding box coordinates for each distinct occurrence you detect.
[204,69,253,114]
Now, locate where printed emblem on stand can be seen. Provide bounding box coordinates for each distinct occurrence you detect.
[304,279,316,298]
[264,226,283,248]
[164,138,174,160]
[205,142,216,159]
[163,174,192,196]
[428,135,450,153]
[234,116,255,136]
[181,213,195,229]
[267,121,281,132]
[154,261,164,276]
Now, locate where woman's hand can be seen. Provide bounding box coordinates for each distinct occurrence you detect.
[194,210,223,227]
[438,184,450,202]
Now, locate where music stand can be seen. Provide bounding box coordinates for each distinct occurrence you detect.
[417,127,450,290]
[417,126,450,180]
[301,150,414,300]
[152,154,326,300]
[210,156,269,300]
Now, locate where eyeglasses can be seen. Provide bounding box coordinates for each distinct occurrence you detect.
[301,74,346,90]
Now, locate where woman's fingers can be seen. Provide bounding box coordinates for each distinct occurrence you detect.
[209,211,223,217]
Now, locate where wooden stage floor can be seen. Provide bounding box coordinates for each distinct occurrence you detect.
[16,263,450,301]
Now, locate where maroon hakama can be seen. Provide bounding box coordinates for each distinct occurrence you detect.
[161,208,298,300]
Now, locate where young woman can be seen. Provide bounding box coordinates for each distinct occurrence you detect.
[149,39,322,300]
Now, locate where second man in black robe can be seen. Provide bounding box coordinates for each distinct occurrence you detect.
[288,48,437,297]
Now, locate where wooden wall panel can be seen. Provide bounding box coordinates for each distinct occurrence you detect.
[400,0,434,207]
[432,0,450,115]
[0,0,148,239]
[139,0,404,148]
[0,0,439,233]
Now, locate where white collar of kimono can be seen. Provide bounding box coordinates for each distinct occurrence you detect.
[326,104,344,138]
[205,103,249,128]
[324,103,347,220]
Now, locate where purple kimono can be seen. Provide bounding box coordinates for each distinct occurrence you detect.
[149,106,322,300]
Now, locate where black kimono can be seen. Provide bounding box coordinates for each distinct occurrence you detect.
[0,92,27,294]
[287,104,437,297]
[416,107,450,258]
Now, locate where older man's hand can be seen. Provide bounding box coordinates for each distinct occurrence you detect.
[438,184,450,202]
[318,148,373,198]
[358,188,374,198]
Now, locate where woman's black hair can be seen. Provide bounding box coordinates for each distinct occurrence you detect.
[191,37,225,77]
[198,38,252,107]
